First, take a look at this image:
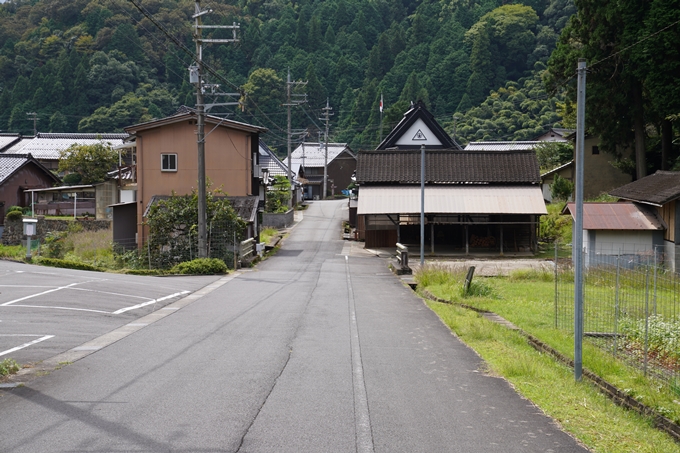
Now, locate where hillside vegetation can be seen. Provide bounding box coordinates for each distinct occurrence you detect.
[0,0,575,153]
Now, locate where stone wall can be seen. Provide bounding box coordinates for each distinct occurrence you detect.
[1,216,111,246]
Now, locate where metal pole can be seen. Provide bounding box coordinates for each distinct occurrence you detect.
[73,192,77,220]
[420,144,425,265]
[614,253,620,357]
[574,58,587,381]
[286,69,293,208]
[195,0,207,258]
[323,99,330,200]
[554,241,558,329]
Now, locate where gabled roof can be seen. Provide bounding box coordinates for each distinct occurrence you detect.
[562,202,665,230]
[144,194,259,223]
[356,149,541,184]
[125,110,267,135]
[0,154,61,185]
[533,128,575,142]
[0,133,22,152]
[290,142,355,175]
[376,101,462,150]
[2,133,128,160]
[609,171,680,206]
[464,141,540,152]
[259,140,288,177]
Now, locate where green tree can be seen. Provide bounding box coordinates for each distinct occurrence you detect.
[58,141,119,184]
[241,68,284,117]
[145,188,247,269]
[535,141,573,170]
[550,174,574,202]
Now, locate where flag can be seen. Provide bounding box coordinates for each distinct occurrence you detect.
[379,94,383,113]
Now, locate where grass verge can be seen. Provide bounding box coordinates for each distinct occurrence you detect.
[418,266,680,452]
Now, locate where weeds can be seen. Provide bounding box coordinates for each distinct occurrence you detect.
[0,358,20,376]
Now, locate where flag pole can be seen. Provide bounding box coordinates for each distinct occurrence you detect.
[379,93,384,145]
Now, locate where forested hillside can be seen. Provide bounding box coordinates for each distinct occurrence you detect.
[0,0,578,153]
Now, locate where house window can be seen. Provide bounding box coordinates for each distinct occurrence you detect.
[161,153,177,172]
[592,145,600,155]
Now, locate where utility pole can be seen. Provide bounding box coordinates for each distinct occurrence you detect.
[320,99,333,199]
[574,58,587,382]
[284,69,307,207]
[26,112,39,135]
[191,1,239,258]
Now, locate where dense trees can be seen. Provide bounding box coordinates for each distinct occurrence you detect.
[3,0,662,166]
[547,0,680,177]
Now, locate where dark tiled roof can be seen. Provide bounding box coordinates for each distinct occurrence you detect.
[609,171,680,206]
[144,195,258,222]
[356,150,541,184]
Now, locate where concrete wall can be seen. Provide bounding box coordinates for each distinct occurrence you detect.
[263,209,294,229]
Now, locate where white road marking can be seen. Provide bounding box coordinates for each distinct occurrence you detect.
[113,291,190,314]
[0,283,83,306]
[0,335,54,357]
[69,287,151,300]
[6,304,111,314]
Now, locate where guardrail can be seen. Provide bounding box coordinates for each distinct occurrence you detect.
[396,243,410,272]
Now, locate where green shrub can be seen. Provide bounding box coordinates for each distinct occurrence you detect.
[34,256,102,272]
[5,210,22,221]
[0,358,20,376]
[41,231,70,258]
[7,205,22,213]
[170,258,228,275]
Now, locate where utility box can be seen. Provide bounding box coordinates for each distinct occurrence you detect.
[22,218,38,259]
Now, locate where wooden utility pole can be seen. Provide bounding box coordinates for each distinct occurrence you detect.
[284,69,307,206]
[321,99,333,199]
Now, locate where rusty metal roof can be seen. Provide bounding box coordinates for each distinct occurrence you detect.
[358,186,547,215]
[562,202,665,230]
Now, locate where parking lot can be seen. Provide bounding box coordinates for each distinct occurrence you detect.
[0,261,221,365]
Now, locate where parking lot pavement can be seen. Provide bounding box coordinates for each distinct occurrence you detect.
[0,260,221,365]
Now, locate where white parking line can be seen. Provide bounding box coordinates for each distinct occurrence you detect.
[0,283,83,306]
[112,291,191,314]
[0,335,54,357]
[7,305,111,314]
[69,287,151,300]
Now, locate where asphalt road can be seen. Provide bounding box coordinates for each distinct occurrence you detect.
[0,200,589,452]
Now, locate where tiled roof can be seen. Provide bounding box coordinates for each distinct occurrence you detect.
[259,141,288,177]
[377,100,462,150]
[290,142,355,175]
[144,195,258,223]
[3,133,128,160]
[356,150,541,184]
[0,154,60,184]
[464,141,540,152]
[609,171,680,206]
[0,134,22,151]
[0,155,30,182]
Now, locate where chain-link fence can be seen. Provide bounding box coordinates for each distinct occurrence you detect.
[555,243,680,390]
[113,223,251,271]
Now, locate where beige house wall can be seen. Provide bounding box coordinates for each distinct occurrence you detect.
[581,136,632,199]
[135,120,254,245]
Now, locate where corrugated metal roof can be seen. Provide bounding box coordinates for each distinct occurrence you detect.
[464,141,541,152]
[609,171,680,206]
[563,202,665,230]
[357,186,547,215]
[4,134,128,160]
[356,149,540,184]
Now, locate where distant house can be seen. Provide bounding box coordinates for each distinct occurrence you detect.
[562,202,665,268]
[291,142,356,199]
[609,171,680,272]
[26,182,118,220]
[464,141,540,152]
[121,109,267,248]
[533,128,575,142]
[0,154,60,225]
[1,133,128,171]
[356,101,546,253]
[541,136,632,202]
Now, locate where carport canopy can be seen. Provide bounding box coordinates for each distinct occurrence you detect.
[357,185,547,215]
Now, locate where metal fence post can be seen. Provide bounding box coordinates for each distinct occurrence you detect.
[554,241,558,329]
[644,266,649,376]
[613,253,620,357]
